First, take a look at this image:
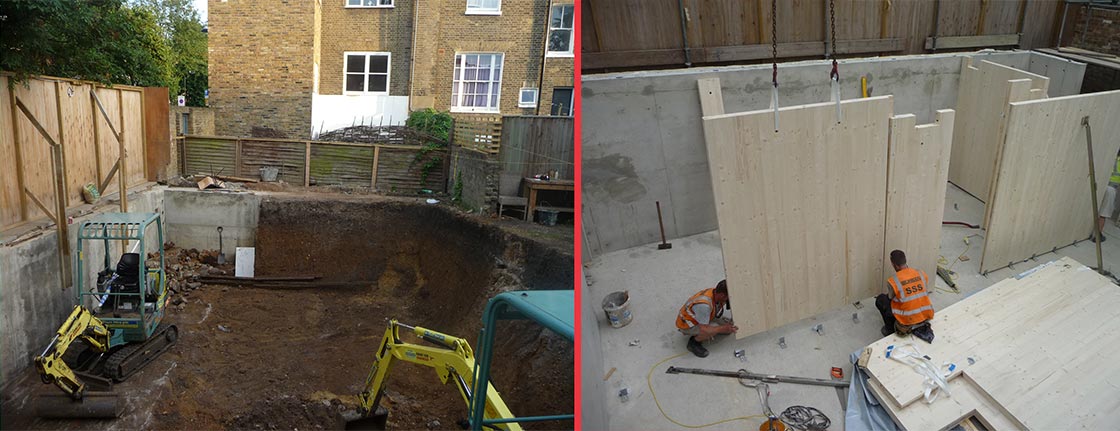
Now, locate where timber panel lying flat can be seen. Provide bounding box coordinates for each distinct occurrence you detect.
[865,257,1120,429]
[980,90,1120,272]
[947,58,1048,202]
[699,79,892,338]
[883,111,955,283]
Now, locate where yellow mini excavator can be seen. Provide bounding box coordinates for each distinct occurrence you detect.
[348,290,574,430]
[33,213,178,418]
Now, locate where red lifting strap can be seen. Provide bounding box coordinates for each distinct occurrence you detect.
[830,59,839,81]
[773,63,779,87]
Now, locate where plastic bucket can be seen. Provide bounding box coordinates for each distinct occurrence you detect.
[602,291,633,328]
[538,209,559,226]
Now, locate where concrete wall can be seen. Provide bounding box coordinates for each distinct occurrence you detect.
[449,145,500,214]
[1027,51,1087,96]
[579,273,608,431]
[1,188,164,386]
[581,50,1086,257]
[163,189,260,253]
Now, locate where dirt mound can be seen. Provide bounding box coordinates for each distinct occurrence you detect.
[226,394,346,430]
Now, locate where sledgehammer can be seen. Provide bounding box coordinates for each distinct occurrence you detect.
[656,201,672,250]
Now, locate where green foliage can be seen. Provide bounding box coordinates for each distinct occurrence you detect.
[406,109,452,187]
[0,0,203,101]
[452,171,464,203]
[406,108,453,142]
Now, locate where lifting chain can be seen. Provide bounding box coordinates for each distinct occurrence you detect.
[829,0,838,81]
[771,0,778,88]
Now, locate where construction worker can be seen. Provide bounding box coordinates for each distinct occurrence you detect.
[676,280,737,357]
[1094,149,1120,242]
[875,250,934,337]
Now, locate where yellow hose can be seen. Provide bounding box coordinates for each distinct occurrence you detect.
[647,352,770,428]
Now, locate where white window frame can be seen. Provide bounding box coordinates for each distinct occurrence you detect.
[343,51,391,95]
[451,53,504,114]
[518,88,538,108]
[345,0,394,8]
[546,5,575,57]
[465,0,501,15]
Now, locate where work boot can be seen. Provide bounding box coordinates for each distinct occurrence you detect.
[686,336,709,358]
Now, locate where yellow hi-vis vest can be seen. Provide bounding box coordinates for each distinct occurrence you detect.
[1111,157,1120,185]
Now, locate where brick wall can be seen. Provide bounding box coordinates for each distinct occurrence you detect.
[411,0,572,118]
[170,106,216,136]
[449,145,499,214]
[209,0,316,138]
[319,1,414,96]
[1070,6,1120,56]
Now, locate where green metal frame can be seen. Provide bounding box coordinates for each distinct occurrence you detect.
[468,290,575,430]
[75,212,167,346]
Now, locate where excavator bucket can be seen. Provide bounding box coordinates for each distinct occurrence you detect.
[35,391,123,419]
[344,406,389,430]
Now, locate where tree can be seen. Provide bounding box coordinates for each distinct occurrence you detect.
[132,0,208,106]
[0,0,180,95]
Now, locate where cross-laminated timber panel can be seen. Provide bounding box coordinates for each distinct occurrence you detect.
[698,79,892,338]
[864,257,1120,430]
[883,111,955,283]
[980,90,1120,272]
[947,58,1048,203]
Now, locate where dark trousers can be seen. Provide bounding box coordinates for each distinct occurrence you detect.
[875,294,896,329]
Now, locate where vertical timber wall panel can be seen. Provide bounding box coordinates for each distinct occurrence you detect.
[699,80,892,338]
[58,82,98,207]
[1,77,21,226]
[143,87,171,181]
[883,110,955,283]
[981,90,1120,272]
[499,116,575,196]
[121,90,146,187]
[948,58,1049,201]
[1,75,151,231]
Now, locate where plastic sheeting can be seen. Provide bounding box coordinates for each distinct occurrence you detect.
[844,349,899,431]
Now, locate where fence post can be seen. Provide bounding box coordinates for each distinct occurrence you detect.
[371,145,381,189]
[7,80,30,222]
[116,88,127,215]
[304,141,312,186]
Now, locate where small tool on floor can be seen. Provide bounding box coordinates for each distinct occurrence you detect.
[216,226,226,264]
[655,201,672,250]
[666,366,849,387]
[830,367,843,379]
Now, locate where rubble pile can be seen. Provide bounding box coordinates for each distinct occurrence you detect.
[146,243,233,311]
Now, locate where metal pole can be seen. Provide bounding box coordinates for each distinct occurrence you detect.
[1084,116,1104,274]
[677,0,692,66]
[1057,2,1070,48]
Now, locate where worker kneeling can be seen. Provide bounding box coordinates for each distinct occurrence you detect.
[676,280,738,358]
[876,250,935,340]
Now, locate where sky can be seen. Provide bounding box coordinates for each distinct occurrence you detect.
[193,0,207,23]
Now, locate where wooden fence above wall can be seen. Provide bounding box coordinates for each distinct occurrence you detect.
[180,135,448,193]
[452,116,503,155]
[582,0,1065,71]
[1,74,156,232]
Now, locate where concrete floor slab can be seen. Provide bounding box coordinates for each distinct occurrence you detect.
[584,182,1120,430]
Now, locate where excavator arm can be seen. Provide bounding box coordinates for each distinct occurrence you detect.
[355,320,520,430]
[34,305,112,400]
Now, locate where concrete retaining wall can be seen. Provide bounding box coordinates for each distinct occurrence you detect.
[164,189,260,253]
[581,50,1086,257]
[449,146,500,214]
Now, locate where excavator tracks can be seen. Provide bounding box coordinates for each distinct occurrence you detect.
[104,325,179,382]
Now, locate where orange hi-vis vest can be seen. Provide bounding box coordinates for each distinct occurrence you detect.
[676,288,716,330]
[888,267,935,326]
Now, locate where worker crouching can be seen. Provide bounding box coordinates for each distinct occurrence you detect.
[876,250,935,342]
[676,280,738,357]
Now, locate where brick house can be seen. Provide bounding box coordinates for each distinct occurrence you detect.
[209,0,574,138]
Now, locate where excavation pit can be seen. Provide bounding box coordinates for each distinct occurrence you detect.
[0,190,574,430]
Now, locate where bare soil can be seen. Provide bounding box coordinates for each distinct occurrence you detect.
[1,195,573,430]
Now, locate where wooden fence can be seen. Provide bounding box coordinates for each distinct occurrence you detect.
[2,74,158,232]
[452,116,503,154]
[498,116,575,195]
[582,0,1065,70]
[181,136,448,193]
